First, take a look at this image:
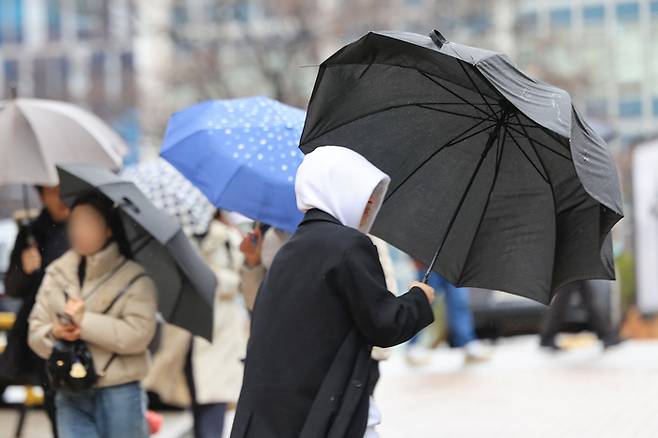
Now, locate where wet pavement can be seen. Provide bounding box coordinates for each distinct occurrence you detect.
[3,336,657,438]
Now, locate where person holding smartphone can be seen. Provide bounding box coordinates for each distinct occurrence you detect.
[28,192,157,438]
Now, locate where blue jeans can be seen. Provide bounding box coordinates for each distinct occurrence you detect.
[55,381,148,438]
[409,271,476,347]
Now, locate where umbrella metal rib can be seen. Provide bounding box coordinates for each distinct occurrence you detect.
[384,108,503,203]
[422,102,515,282]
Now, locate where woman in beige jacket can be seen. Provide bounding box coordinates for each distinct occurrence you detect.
[28,193,157,438]
[144,215,248,438]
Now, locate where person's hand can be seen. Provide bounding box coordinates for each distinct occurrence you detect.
[52,322,80,341]
[410,281,435,304]
[64,298,85,326]
[239,228,263,267]
[21,246,42,275]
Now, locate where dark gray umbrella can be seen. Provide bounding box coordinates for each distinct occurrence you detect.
[300,30,623,304]
[57,164,216,340]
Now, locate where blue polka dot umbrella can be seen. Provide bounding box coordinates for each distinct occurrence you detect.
[160,96,305,232]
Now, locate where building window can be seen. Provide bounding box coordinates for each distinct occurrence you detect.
[0,0,24,44]
[616,2,640,22]
[3,60,19,97]
[88,52,106,108]
[172,4,187,26]
[550,8,572,27]
[516,11,538,32]
[33,57,68,100]
[653,97,658,116]
[651,1,658,17]
[465,14,491,34]
[618,98,642,118]
[233,4,249,22]
[77,0,108,39]
[47,0,61,40]
[583,5,605,25]
[120,52,135,104]
[585,98,608,118]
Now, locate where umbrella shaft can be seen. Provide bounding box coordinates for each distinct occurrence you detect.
[22,184,35,245]
[423,105,511,284]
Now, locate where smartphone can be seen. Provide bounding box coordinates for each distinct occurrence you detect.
[56,312,74,326]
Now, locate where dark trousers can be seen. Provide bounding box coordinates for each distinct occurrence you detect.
[541,280,614,341]
[184,346,226,438]
[40,366,58,437]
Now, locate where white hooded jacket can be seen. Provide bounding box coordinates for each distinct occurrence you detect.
[295,146,390,234]
[295,145,395,402]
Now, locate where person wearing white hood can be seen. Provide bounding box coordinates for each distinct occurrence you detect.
[230,146,435,438]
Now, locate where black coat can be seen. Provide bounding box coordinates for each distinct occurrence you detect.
[230,209,434,438]
[0,209,68,381]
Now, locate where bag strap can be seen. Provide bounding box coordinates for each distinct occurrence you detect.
[52,259,129,304]
[101,272,147,315]
[84,260,129,301]
[99,272,149,375]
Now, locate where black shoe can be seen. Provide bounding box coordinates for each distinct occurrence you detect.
[602,335,625,350]
[539,338,562,352]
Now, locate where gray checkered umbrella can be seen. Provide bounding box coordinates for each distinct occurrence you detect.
[122,159,215,236]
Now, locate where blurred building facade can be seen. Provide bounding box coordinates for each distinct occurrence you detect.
[0,0,140,162]
[512,0,658,146]
[134,0,512,153]
[1,0,655,155]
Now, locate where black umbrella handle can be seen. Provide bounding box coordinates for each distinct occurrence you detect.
[421,264,433,284]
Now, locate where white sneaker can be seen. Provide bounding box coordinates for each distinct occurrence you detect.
[405,344,431,366]
[463,340,493,364]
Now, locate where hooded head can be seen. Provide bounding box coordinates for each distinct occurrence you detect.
[295,146,390,234]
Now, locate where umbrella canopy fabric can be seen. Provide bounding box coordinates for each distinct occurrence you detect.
[57,164,216,340]
[0,98,126,186]
[300,30,623,304]
[161,96,305,232]
[122,159,215,236]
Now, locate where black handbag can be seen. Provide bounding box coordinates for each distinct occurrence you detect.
[47,339,101,391]
[46,272,146,391]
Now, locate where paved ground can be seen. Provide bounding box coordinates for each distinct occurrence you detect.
[3,336,657,438]
[375,335,658,437]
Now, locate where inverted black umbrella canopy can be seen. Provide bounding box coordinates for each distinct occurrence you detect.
[300,30,623,304]
[57,164,216,340]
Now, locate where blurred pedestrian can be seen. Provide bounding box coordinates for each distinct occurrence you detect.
[27,192,157,438]
[239,224,290,312]
[0,185,70,436]
[185,212,248,438]
[230,146,435,438]
[407,263,491,365]
[540,279,623,351]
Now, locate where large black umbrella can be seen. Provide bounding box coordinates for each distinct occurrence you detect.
[57,164,216,340]
[300,30,623,304]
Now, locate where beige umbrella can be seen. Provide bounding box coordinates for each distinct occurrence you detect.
[0,98,126,186]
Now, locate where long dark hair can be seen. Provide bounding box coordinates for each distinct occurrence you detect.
[70,192,133,259]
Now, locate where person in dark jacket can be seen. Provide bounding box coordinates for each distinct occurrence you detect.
[1,185,70,437]
[230,146,435,438]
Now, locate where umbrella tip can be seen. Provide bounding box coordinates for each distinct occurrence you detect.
[429,29,448,48]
